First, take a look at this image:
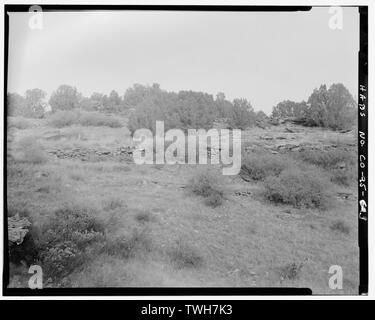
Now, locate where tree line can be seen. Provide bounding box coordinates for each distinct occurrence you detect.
[7,82,356,132]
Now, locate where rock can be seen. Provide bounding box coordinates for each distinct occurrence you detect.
[8,214,31,245]
[337,192,352,199]
[234,191,252,196]
[337,161,346,169]
[340,129,352,133]
[34,171,49,178]
[260,135,273,141]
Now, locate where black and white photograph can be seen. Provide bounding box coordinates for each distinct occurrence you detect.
[3,3,369,296]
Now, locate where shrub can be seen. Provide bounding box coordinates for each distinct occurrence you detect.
[330,220,350,235]
[189,169,224,207]
[39,205,105,279]
[78,112,122,128]
[297,149,356,187]
[297,149,355,170]
[48,110,78,128]
[16,136,48,164]
[168,240,203,269]
[331,169,355,187]
[241,152,290,181]
[278,262,303,281]
[264,169,328,209]
[8,117,31,130]
[134,210,154,223]
[204,192,224,208]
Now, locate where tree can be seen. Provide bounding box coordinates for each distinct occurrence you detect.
[305,83,355,130]
[109,90,121,106]
[106,90,122,112]
[229,98,256,129]
[216,92,226,102]
[24,88,46,118]
[7,92,26,116]
[326,83,356,130]
[305,85,330,127]
[256,110,268,121]
[271,100,307,119]
[123,84,154,108]
[49,85,80,111]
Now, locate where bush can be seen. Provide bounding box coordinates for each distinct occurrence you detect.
[168,240,203,269]
[297,149,355,170]
[331,169,355,187]
[78,112,122,128]
[204,192,224,208]
[241,152,291,181]
[264,169,328,209]
[189,169,224,207]
[16,136,48,164]
[297,149,356,187]
[8,117,31,130]
[134,210,155,223]
[48,110,122,128]
[278,262,304,281]
[330,220,350,235]
[48,110,78,128]
[39,205,105,279]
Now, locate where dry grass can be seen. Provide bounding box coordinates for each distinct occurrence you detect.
[8,117,32,130]
[330,220,350,235]
[264,168,329,209]
[15,136,48,164]
[6,118,359,292]
[48,110,123,128]
[78,112,123,128]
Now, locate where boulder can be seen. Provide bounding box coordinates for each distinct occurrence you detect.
[8,214,31,246]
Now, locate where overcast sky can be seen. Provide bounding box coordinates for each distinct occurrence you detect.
[8,7,359,114]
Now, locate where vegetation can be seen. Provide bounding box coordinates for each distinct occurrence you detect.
[6,81,358,292]
[189,169,224,208]
[271,83,356,130]
[49,85,81,112]
[48,110,122,128]
[16,136,48,164]
[78,111,122,128]
[264,168,328,209]
[240,152,291,181]
[48,110,79,128]
[296,149,356,186]
[8,117,32,130]
[8,89,46,118]
[330,220,350,235]
[278,262,304,281]
[168,240,204,269]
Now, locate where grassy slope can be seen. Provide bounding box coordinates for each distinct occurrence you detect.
[7,117,358,293]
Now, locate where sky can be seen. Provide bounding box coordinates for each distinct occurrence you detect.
[8,7,359,114]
